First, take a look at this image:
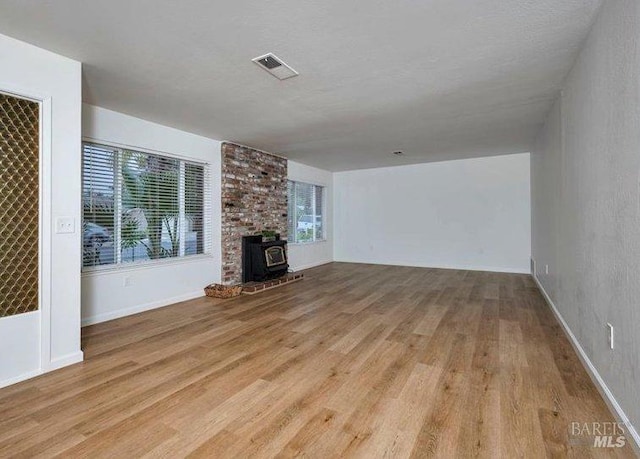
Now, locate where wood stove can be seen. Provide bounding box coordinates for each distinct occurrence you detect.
[242,234,289,283]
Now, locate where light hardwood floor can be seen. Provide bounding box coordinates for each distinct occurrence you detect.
[0,263,634,458]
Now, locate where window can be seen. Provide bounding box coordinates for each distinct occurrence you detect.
[82,142,210,269]
[287,180,325,243]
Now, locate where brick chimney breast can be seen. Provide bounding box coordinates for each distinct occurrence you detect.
[221,142,287,285]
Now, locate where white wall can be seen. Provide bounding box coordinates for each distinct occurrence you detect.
[334,153,531,273]
[81,104,222,325]
[531,0,640,447]
[0,33,83,386]
[287,161,333,271]
[531,99,562,302]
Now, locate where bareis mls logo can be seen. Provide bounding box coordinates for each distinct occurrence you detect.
[570,422,627,448]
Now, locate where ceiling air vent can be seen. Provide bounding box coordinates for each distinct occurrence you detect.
[252,53,299,80]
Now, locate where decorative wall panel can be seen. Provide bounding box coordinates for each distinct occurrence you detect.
[0,93,39,317]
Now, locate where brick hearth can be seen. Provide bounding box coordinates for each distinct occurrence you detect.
[242,273,304,295]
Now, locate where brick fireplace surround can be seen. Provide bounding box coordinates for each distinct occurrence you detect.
[221,142,287,285]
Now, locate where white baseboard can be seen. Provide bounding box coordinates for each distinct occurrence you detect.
[82,290,204,326]
[46,350,84,371]
[0,350,85,390]
[289,260,333,272]
[533,274,640,454]
[333,258,530,274]
[0,369,43,390]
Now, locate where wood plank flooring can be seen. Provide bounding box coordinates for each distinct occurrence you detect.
[0,263,634,458]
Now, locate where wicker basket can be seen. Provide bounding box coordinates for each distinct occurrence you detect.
[204,283,243,299]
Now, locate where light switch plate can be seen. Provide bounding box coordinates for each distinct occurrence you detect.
[55,217,75,234]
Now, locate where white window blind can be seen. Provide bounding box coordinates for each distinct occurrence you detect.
[287,180,325,243]
[82,142,211,269]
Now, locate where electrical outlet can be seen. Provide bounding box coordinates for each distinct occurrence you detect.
[123,277,132,287]
[607,323,614,350]
[55,217,75,234]
[545,264,549,275]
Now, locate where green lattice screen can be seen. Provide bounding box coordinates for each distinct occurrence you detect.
[0,93,39,317]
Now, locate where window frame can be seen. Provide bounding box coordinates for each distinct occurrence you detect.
[287,179,327,245]
[81,138,212,273]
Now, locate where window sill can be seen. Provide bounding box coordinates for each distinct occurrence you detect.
[288,239,328,246]
[81,254,215,277]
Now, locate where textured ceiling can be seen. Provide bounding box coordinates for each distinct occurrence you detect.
[0,0,601,171]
